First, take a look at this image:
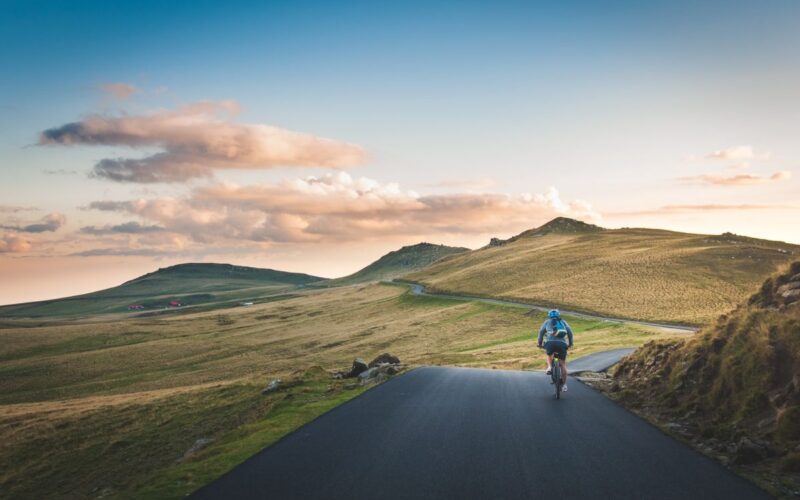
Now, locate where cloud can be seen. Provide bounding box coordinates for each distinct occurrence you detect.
[0,233,32,253]
[98,82,139,100]
[43,169,78,175]
[79,222,165,235]
[679,171,792,186]
[85,173,599,245]
[39,101,366,183]
[1,212,66,233]
[771,170,793,181]
[0,205,37,213]
[698,145,773,170]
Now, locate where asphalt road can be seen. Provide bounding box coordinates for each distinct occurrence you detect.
[191,367,769,500]
[402,282,698,333]
[568,348,636,373]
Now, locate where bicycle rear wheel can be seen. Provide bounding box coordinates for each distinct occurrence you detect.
[553,361,562,399]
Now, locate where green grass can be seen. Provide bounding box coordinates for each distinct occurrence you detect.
[0,282,688,498]
[0,368,368,499]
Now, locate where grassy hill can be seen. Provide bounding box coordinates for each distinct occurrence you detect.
[323,242,469,286]
[610,261,800,496]
[0,263,326,318]
[407,218,799,324]
[0,281,684,498]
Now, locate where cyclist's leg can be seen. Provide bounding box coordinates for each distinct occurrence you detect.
[544,341,555,373]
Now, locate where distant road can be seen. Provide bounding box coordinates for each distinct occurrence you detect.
[398,281,698,333]
[568,348,636,373]
[191,367,768,499]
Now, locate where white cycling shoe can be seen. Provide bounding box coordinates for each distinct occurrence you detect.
[562,384,568,392]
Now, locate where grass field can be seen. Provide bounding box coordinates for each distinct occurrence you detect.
[0,283,687,498]
[407,221,798,325]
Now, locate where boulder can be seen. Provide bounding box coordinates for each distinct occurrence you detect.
[368,353,400,368]
[345,358,369,378]
[261,379,282,395]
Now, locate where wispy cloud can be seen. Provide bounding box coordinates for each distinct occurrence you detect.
[86,173,599,245]
[679,170,792,186]
[79,222,165,235]
[697,144,772,169]
[39,101,366,183]
[98,82,139,100]
[1,212,66,233]
[0,205,37,213]
[43,169,78,176]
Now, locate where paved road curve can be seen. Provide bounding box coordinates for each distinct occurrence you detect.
[401,282,698,333]
[568,348,636,373]
[191,367,768,500]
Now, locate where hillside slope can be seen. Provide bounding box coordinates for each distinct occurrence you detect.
[610,261,800,496]
[407,218,798,324]
[324,242,469,286]
[0,263,325,318]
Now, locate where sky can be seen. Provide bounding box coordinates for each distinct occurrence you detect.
[1,0,799,304]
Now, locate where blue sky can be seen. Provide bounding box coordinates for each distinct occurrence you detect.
[1,0,799,303]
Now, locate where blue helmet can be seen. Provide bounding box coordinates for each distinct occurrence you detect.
[548,309,560,319]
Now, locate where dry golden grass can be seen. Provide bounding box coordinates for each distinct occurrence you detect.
[0,283,687,498]
[407,228,798,325]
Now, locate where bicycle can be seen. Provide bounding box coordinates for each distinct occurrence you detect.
[538,345,566,399]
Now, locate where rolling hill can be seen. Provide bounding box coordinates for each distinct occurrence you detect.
[610,261,800,496]
[407,217,799,324]
[322,242,469,286]
[0,263,326,318]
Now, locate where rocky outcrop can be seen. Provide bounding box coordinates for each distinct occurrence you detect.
[368,353,400,368]
[333,354,402,383]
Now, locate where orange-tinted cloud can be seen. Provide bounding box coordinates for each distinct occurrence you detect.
[679,170,792,186]
[39,101,366,183]
[0,233,32,253]
[86,173,599,245]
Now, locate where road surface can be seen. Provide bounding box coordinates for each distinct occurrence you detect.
[568,348,636,373]
[191,367,768,500]
[400,281,698,333]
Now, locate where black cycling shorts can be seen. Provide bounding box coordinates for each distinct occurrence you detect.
[544,340,568,360]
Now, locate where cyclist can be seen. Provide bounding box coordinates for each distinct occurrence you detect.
[537,309,574,391]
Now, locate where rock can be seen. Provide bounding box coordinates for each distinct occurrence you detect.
[778,282,800,294]
[489,237,506,247]
[358,367,378,381]
[180,438,214,462]
[783,289,800,303]
[368,353,400,368]
[732,437,767,465]
[360,371,389,386]
[261,379,282,395]
[346,358,369,378]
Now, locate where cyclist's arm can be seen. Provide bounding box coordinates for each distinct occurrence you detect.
[537,323,546,346]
